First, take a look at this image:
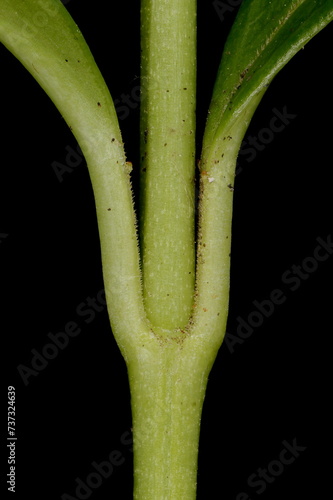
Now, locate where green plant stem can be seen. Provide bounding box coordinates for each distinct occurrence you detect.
[140,0,197,330]
[128,339,215,500]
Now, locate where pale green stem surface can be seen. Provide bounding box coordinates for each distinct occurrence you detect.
[140,0,197,330]
[128,340,213,500]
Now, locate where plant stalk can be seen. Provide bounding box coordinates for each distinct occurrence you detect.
[128,338,213,500]
[140,0,197,330]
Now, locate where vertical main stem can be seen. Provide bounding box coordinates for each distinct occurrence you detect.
[140,0,197,330]
[128,342,212,500]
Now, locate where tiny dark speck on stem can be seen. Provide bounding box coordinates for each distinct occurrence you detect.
[107,208,111,211]
[97,102,101,107]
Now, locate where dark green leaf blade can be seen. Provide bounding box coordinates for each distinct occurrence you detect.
[202,0,333,156]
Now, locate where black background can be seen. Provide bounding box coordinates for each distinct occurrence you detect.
[1,1,332,499]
